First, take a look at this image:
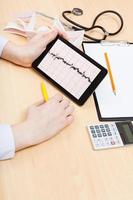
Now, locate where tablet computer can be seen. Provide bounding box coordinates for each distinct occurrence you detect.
[32,35,107,105]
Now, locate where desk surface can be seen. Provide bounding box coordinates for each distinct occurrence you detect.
[0,1,133,200]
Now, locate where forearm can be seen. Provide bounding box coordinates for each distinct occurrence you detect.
[0,35,25,67]
[1,41,27,66]
[1,41,18,63]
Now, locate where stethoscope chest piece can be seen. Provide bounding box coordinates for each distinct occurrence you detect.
[71,8,83,16]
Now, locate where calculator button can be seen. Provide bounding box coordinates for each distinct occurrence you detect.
[94,143,100,148]
[101,143,105,147]
[90,126,94,129]
[105,128,110,132]
[91,130,96,134]
[116,140,120,144]
[111,141,115,145]
[100,125,104,128]
[107,132,112,136]
[103,133,107,137]
[97,133,102,137]
[115,136,119,140]
[95,126,99,129]
[96,130,100,133]
[101,129,105,132]
[92,134,97,138]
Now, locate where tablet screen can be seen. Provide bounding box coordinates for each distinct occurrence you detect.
[32,36,107,105]
[37,39,100,99]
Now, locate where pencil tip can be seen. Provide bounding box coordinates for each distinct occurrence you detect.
[114,91,116,95]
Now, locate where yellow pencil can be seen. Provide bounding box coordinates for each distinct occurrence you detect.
[104,52,116,95]
[41,82,49,102]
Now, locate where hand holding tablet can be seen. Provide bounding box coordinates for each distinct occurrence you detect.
[32,36,107,105]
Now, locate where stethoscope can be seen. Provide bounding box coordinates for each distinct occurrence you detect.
[36,8,124,42]
[62,8,124,42]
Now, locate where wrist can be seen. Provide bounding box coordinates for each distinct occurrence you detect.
[1,41,31,67]
[12,120,33,151]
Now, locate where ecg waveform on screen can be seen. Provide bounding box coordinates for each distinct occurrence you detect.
[49,52,91,83]
[38,40,100,99]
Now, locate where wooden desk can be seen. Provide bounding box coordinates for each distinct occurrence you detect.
[0,0,133,199]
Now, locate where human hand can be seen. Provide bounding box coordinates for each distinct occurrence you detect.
[12,94,74,151]
[1,29,67,67]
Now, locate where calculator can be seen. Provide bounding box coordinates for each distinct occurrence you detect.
[87,121,133,150]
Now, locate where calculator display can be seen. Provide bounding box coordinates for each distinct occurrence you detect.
[116,121,133,144]
[122,124,133,142]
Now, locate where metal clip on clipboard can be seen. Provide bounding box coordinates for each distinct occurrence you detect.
[100,40,130,46]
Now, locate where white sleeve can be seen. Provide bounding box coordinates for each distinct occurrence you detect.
[0,125,15,160]
[0,36,9,57]
[0,37,15,160]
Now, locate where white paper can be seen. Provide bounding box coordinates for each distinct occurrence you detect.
[83,43,133,119]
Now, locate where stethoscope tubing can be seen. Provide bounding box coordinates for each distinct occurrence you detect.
[62,9,124,41]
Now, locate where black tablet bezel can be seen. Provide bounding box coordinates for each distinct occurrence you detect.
[32,36,107,105]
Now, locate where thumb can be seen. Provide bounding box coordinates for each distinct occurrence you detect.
[43,29,58,47]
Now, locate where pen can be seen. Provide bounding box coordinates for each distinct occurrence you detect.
[41,82,49,102]
[104,52,116,95]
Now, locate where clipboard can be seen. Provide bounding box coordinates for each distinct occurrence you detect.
[82,40,133,121]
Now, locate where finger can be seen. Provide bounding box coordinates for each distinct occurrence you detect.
[50,93,63,103]
[60,99,70,109]
[66,115,74,125]
[59,31,69,40]
[52,27,68,40]
[65,105,75,116]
